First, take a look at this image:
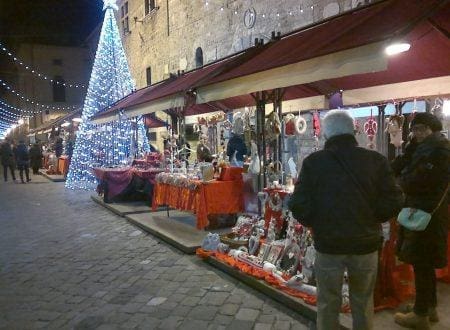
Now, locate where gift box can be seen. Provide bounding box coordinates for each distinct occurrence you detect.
[219,166,243,181]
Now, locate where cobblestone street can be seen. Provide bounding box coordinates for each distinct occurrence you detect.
[0,174,312,330]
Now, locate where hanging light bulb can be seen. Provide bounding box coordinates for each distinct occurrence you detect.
[385,42,411,56]
[443,100,450,117]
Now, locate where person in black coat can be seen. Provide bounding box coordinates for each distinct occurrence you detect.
[0,138,17,181]
[29,142,43,175]
[288,110,403,330]
[392,112,449,329]
[15,139,30,183]
[54,137,64,158]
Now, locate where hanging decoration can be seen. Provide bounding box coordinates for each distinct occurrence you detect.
[0,79,77,112]
[364,109,377,149]
[385,114,405,148]
[65,0,149,190]
[0,42,86,89]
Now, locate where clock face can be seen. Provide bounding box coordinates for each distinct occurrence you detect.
[244,8,257,29]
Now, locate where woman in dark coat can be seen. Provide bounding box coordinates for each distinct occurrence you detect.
[29,142,43,175]
[392,113,449,329]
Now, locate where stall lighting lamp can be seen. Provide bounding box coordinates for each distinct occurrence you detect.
[18,118,24,125]
[385,42,411,56]
[72,117,83,123]
[61,122,71,127]
[443,99,450,117]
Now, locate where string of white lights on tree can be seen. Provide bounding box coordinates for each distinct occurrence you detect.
[0,42,87,89]
[0,78,78,111]
[66,0,149,190]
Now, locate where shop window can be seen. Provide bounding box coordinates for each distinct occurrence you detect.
[195,47,203,68]
[146,66,152,86]
[53,76,66,102]
[145,0,156,15]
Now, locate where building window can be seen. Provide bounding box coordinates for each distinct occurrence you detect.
[121,2,129,33]
[53,76,66,102]
[53,59,63,66]
[146,67,152,86]
[145,0,156,15]
[195,47,204,68]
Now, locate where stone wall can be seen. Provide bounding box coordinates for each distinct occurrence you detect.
[117,0,374,88]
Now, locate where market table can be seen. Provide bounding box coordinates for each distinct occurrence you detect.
[92,166,163,203]
[58,156,70,176]
[152,178,244,230]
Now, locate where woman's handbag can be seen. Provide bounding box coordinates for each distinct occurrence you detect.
[397,184,449,231]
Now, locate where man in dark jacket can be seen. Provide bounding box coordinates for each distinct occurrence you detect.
[0,138,17,182]
[392,112,449,329]
[288,110,403,330]
[29,142,43,175]
[15,139,30,183]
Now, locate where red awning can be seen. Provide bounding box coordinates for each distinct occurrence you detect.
[195,0,449,108]
[93,0,450,122]
[143,113,167,128]
[94,44,268,121]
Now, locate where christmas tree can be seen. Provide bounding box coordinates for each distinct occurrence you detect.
[66,0,149,190]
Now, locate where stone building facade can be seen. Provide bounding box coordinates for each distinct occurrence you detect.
[117,0,373,88]
[15,44,92,129]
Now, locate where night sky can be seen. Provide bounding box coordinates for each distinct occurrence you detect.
[0,0,104,99]
[0,0,104,46]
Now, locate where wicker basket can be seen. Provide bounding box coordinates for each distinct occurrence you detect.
[220,233,248,249]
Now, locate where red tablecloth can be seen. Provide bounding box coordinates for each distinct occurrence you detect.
[58,156,70,176]
[152,179,244,230]
[92,167,163,201]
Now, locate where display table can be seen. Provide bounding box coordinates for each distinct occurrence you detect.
[58,156,70,176]
[152,179,244,230]
[93,166,163,203]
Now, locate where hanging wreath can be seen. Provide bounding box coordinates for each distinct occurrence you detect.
[295,115,307,135]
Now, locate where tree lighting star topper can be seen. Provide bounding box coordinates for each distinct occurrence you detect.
[103,0,118,10]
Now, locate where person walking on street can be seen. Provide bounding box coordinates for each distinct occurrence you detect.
[15,139,31,183]
[29,142,43,175]
[392,112,449,329]
[1,138,17,182]
[288,110,403,330]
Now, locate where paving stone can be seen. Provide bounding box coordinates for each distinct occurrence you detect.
[235,308,260,321]
[219,303,239,316]
[212,314,234,326]
[188,305,219,321]
[146,297,167,306]
[200,292,229,306]
[179,319,209,329]
[274,320,291,330]
[180,296,201,306]
[226,320,254,330]
[254,323,273,330]
[257,314,276,324]
[157,315,183,329]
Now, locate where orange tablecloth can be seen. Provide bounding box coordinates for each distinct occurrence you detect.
[58,156,69,176]
[152,179,244,230]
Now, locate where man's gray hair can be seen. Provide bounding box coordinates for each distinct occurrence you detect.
[322,110,355,139]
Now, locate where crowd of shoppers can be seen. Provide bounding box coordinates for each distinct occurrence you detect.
[0,138,43,183]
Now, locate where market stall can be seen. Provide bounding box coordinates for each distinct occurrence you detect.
[92,164,163,204]
[89,0,450,323]
[152,172,244,230]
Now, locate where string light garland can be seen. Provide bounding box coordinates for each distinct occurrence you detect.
[0,99,48,115]
[66,0,149,190]
[0,78,78,112]
[203,0,316,18]
[0,42,87,89]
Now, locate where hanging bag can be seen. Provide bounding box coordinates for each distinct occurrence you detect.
[397,184,449,231]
